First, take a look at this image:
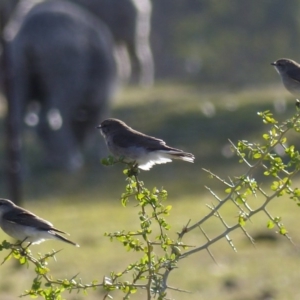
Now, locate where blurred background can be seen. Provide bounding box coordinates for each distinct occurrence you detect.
[1,0,300,299]
[153,0,300,85]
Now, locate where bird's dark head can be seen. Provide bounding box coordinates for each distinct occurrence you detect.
[0,199,15,215]
[0,199,14,207]
[97,118,129,136]
[271,58,300,73]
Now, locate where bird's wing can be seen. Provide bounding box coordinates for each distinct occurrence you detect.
[286,69,300,83]
[3,208,54,230]
[113,130,167,150]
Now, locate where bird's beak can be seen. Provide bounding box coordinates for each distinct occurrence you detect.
[96,125,101,129]
[271,62,276,66]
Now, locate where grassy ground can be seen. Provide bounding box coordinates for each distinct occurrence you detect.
[1,83,300,299]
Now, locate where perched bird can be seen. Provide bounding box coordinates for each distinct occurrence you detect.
[271,58,300,96]
[0,199,79,247]
[97,118,195,170]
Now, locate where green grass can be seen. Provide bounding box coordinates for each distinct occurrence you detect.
[1,83,300,299]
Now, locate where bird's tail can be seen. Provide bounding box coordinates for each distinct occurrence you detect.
[51,231,80,247]
[164,150,195,163]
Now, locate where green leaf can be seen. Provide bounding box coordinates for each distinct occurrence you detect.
[274,216,281,222]
[225,188,231,194]
[35,266,49,275]
[19,256,27,265]
[262,134,270,140]
[267,220,274,229]
[172,246,181,256]
[253,153,261,159]
[238,215,246,226]
[236,196,245,204]
[164,205,172,213]
[137,193,144,200]
[271,181,279,191]
[121,197,128,207]
[31,280,42,291]
[279,227,287,235]
[281,137,287,144]
[101,158,109,166]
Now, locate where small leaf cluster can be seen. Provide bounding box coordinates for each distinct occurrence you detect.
[227,110,300,234]
[0,241,101,299]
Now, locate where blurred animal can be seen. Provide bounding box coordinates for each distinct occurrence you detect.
[0,0,19,33]
[1,0,154,86]
[71,0,154,86]
[4,0,116,172]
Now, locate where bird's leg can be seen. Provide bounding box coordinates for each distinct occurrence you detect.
[22,241,32,251]
[14,237,31,254]
[13,237,28,248]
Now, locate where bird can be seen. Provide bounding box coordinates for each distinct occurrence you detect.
[97,118,195,170]
[0,199,79,247]
[271,58,300,96]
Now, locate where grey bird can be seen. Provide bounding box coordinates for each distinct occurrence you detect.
[271,58,300,95]
[97,118,195,170]
[0,199,79,247]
